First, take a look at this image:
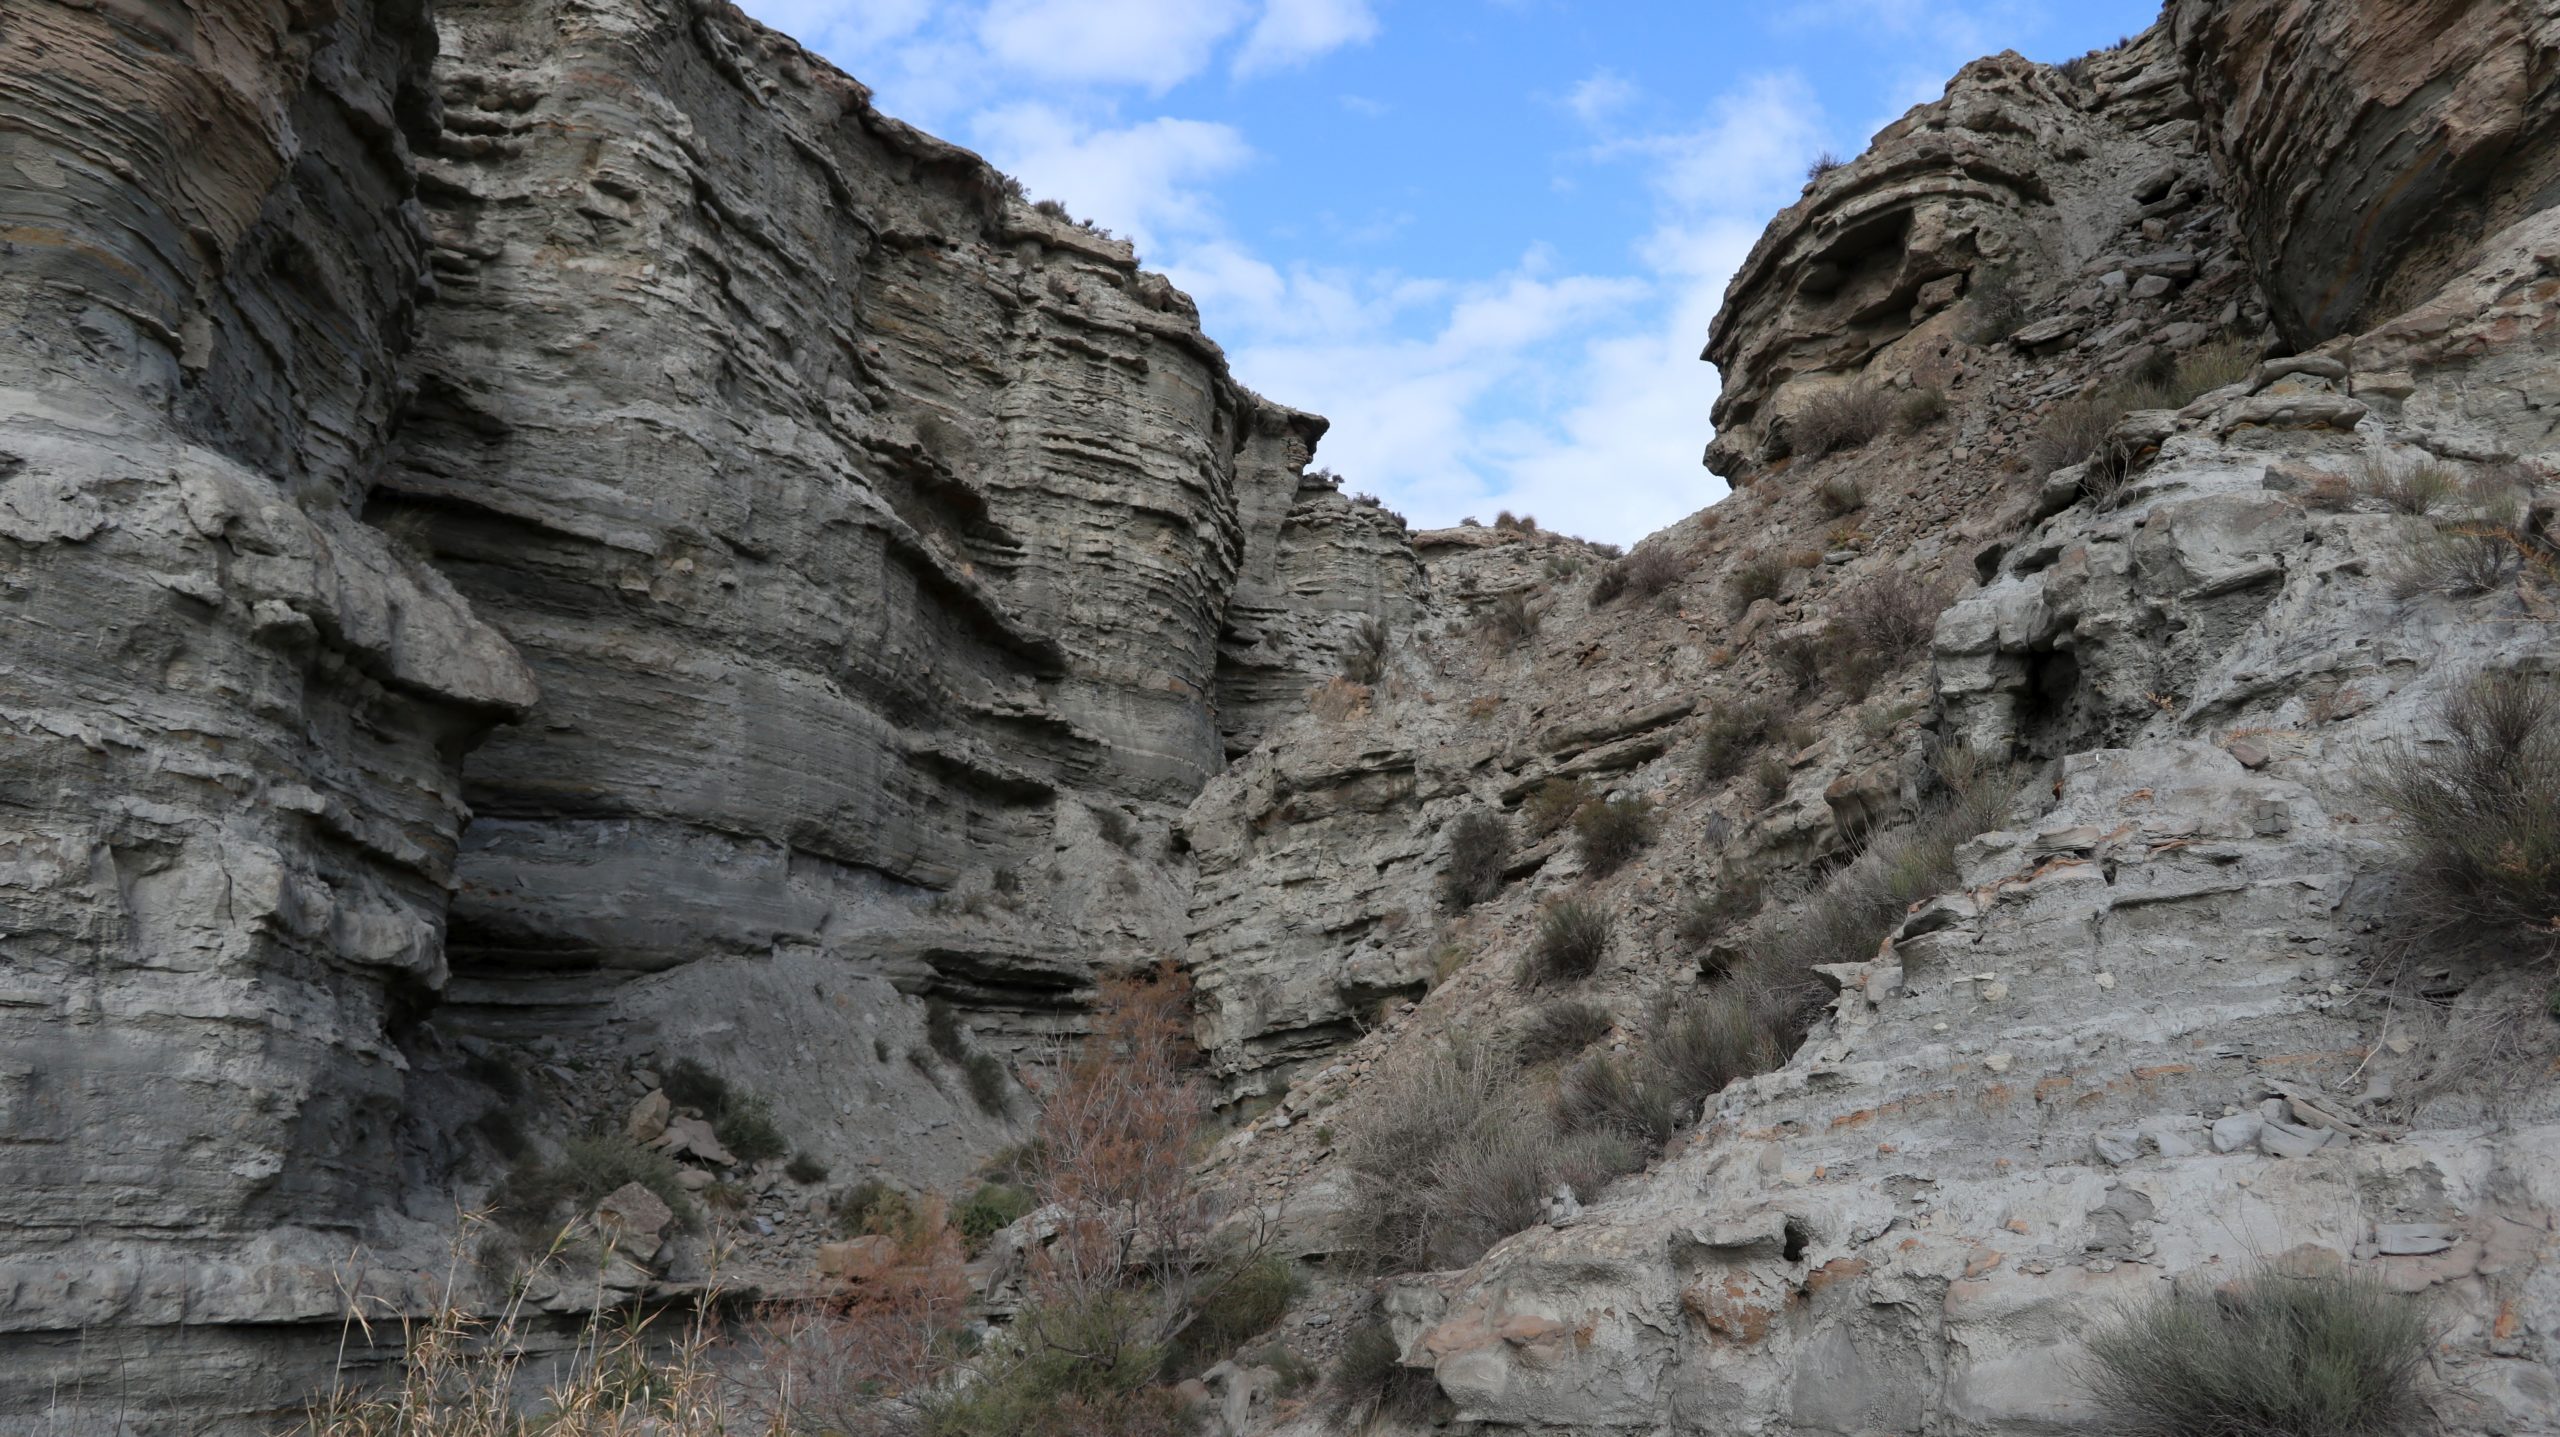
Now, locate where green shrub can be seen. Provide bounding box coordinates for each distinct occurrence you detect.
[1247,1341,1315,1397]
[1523,899,1612,985]
[1172,1254,1303,1375]
[964,1053,1012,1117]
[923,1292,1181,1437]
[1750,754,1791,807]
[1695,699,1779,781]
[834,1178,916,1239]
[2371,670,2560,946]
[1727,553,1785,617]
[1573,795,1655,877]
[1521,776,1592,838]
[1589,561,1628,606]
[716,1097,788,1165]
[1514,1000,1615,1066]
[1439,810,1513,912]
[494,1134,694,1239]
[784,1152,829,1185]
[955,1182,1036,1253]
[1960,266,2022,344]
[1325,1320,1440,1426]
[660,1057,729,1115]
[2082,1268,2430,1437]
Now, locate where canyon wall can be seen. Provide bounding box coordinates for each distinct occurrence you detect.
[0,0,1403,1427]
[1181,17,2560,1437]
[5,1,2559,1432]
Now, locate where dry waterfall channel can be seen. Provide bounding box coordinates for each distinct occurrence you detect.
[1,1,2558,1434]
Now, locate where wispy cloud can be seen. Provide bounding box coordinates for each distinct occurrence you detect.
[1236,0,1381,76]
[975,0,1252,92]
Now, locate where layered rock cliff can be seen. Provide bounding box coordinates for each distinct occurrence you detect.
[6,0,2560,1433]
[0,0,1403,1426]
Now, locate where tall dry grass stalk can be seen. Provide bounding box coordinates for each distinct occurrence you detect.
[303,1220,762,1437]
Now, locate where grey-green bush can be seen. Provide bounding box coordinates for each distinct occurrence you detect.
[2371,670,2560,947]
[2081,1268,2430,1437]
[1573,795,1655,877]
[1523,899,1612,985]
[1439,810,1513,912]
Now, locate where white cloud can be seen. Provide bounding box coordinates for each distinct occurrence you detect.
[971,105,1255,251]
[1235,0,1381,75]
[1565,68,1639,127]
[1615,72,1830,215]
[976,0,1252,91]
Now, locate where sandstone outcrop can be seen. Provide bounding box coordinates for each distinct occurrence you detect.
[2169,0,2560,345]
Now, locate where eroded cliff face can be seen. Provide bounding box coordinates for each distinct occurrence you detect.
[0,0,1401,1427]
[1181,19,2560,1437]
[0,0,537,1419]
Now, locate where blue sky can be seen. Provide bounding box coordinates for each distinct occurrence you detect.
[741,0,2163,544]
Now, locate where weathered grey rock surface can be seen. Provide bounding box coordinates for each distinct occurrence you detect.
[0,0,1398,1426]
[6,1,2560,1433]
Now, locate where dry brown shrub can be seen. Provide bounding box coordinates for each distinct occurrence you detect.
[1308,677,1371,722]
[1792,386,1890,458]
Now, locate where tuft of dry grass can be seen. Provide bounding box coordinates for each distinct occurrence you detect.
[1340,617,1390,684]
[2354,455,2461,516]
[1521,776,1592,838]
[2389,524,2525,600]
[1475,592,1540,651]
[1792,386,1891,459]
[1339,1047,1635,1274]
[1695,699,1781,782]
[1817,472,1865,517]
[1832,574,1945,663]
[1514,1000,1616,1066]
